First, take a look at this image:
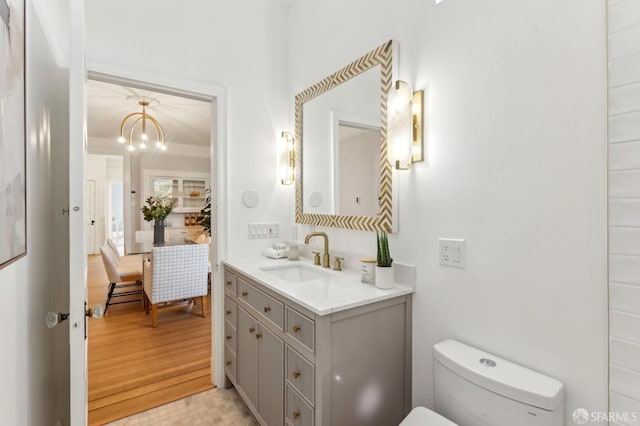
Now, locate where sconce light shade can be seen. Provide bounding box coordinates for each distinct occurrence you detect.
[279,131,295,185]
[388,80,424,170]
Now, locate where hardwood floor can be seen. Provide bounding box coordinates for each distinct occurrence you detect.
[87,254,213,426]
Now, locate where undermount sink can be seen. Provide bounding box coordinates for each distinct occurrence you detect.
[260,263,333,282]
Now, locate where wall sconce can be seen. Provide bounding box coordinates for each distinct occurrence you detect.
[279,131,295,185]
[388,80,424,170]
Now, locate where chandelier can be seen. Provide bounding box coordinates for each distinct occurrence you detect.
[117,99,166,151]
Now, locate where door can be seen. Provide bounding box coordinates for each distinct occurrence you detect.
[69,0,88,424]
[237,307,259,409]
[86,180,96,254]
[258,325,284,426]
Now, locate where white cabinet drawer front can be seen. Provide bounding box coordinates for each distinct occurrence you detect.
[225,345,237,384]
[224,322,237,353]
[286,307,315,353]
[224,296,237,326]
[286,384,314,426]
[224,270,237,296]
[238,278,284,330]
[286,346,315,405]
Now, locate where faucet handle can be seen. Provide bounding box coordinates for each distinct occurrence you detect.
[333,256,344,271]
[312,251,321,265]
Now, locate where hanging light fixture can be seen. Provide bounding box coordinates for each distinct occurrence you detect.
[117,99,166,152]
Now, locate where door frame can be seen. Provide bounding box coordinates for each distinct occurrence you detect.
[85,67,229,389]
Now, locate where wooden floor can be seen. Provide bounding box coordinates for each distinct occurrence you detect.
[87,254,213,426]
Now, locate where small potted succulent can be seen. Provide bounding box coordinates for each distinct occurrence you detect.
[141,195,176,244]
[375,231,394,289]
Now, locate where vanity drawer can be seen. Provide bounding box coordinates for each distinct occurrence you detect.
[224,322,237,353]
[286,384,314,426]
[224,345,237,384]
[224,296,237,326]
[238,278,284,330]
[286,307,315,353]
[286,346,315,406]
[224,270,237,296]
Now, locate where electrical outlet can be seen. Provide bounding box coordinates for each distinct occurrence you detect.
[439,238,465,268]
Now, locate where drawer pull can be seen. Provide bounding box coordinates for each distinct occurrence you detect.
[249,327,255,333]
[226,310,232,315]
[226,361,232,366]
[241,291,248,297]
[292,370,301,379]
[292,325,301,333]
[226,335,232,341]
[256,333,262,339]
[263,306,271,313]
[226,280,232,286]
[292,411,300,419]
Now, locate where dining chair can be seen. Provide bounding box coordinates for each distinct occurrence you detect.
[143,243,209,328]
[107,238,143,269]
[100,245,143,313]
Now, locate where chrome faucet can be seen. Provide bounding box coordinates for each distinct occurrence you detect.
[304,232,330,268]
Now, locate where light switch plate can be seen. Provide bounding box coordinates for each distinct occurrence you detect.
[248,222,280,239]
[439,238,465,268]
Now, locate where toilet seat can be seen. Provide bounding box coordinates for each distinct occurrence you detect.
[399,406,458,426]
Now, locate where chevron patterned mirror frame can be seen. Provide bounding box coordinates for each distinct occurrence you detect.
[295,40,398,233]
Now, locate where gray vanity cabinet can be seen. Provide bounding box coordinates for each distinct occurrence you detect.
[224,266,412,426]
[236,306,285,426]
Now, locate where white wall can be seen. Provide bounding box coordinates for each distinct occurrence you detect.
[289,0,608,423]
[85,0,292,258]
[608,0,640,420]
[0,0,70,424]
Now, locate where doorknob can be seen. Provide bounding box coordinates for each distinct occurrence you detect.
[86,304,104,319]
[46,312,69,329]
[91,220,95,226]
[46,304,103,329]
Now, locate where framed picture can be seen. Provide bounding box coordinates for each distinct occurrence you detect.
[0,0,26,269]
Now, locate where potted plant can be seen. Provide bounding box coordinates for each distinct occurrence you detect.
[196,188,211,236]
[141,195,177,244]
[375,231,394,289]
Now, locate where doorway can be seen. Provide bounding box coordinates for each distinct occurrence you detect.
[108,178,124,255]
[84,72,222,424]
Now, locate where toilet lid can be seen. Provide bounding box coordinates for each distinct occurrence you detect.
[399,407,458,426]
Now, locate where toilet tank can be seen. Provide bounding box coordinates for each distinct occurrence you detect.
[433,340,564,426]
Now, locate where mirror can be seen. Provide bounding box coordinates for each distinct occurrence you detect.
[295,40,397,232]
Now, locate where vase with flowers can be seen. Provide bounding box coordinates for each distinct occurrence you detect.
[141,196,177,245]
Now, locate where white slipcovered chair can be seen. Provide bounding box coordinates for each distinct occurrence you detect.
[143,243,209,328]
[99,245,143,313]
[106,238,142,269]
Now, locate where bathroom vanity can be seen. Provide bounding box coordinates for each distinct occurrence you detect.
[223,258,413,426]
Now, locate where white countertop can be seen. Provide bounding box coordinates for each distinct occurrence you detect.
[223,257,414,316]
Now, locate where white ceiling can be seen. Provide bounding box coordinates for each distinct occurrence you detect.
[87,79,212,148]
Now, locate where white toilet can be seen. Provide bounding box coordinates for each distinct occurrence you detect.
[400,339,565,426]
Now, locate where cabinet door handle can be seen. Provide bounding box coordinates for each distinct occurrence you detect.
[292,370,301,379]
[226,280,232,286]
[292,411,300,419]
[226,335,232,341]
[263,306,271,313]
[292,325,301,333]
[226,310,232,315]
[256,333,262,339]
[241,291,248,297]
[226,361,232,366]
[249,327,255,333]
